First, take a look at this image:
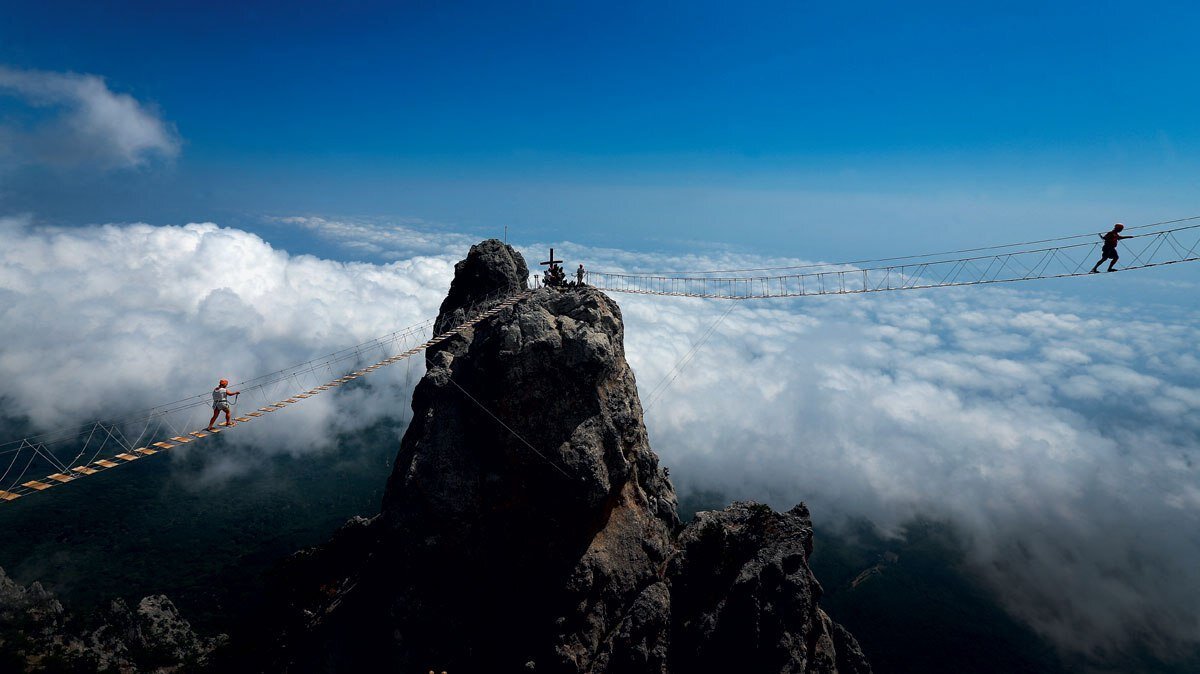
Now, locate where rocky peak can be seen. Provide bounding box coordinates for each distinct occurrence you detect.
[267,242,870,673]
[434,238,529,334]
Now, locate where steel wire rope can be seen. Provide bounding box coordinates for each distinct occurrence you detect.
[643,302,738,411]
[0,284,573,467]
[589,225,1200,298]
[30,441,68,473]
[594,215,1200,276]
[0,317,440,451]
[74,423,119,472]
[0,322,437,450]
[446,377,573,479]
[0,443,23,484]
[5,450,37,494]
[0,284,541,459]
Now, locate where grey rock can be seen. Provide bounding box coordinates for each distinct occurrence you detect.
[668,502,870,673]
[269,241,868,673]
[0,567,66,635]
[434,238,529,335]
[0,566,223,672]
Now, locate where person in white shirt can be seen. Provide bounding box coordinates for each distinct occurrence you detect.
[207,378,240,431]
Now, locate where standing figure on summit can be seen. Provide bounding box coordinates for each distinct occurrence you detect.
[576,263,586,286]
[1091,223,1131,273]
[207,379,240,431]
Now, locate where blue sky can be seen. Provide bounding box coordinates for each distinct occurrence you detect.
[1,1,1198,258]
[3,5,1200,661]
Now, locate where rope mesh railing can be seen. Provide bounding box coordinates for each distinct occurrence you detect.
[0,288,530,505]
[584,223,1200,299]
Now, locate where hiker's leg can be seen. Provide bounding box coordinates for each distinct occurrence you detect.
[208,409,219,430]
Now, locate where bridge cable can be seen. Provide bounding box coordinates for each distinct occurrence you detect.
[600,214,1200,276]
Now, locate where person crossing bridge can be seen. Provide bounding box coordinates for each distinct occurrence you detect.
[207,379,240,431]
[1091,223,1131,273]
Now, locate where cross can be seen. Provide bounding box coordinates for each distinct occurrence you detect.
[540,248,563,268]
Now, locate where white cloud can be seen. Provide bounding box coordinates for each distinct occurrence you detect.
[2,215,1199,664]
[608,287,1200,663]
[268,215,476,259]
[0,216,456,459]
[0,66,180,169]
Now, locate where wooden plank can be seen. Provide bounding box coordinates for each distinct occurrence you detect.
[94,459,119,468]
[152,442,175,450]
[0,490,21,501]
[284,398,299,403]
[47,473,75,483]
[115,453,139,461]
[135,448,158,456]
[171,436,193,443]
[235,417,251,422]
[22,480,51,490]
[246,411,263,417]
[71,466,98,475]
[190,431,209,438]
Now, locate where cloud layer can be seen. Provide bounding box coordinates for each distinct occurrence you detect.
[0,216,457,468]
[615,289,1200,661]
[0,66,180,169]
[0,216,1198,665]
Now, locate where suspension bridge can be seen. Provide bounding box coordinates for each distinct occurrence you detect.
[0,290,527,504]
[581,217,1200,299]
[2,217,1199,505]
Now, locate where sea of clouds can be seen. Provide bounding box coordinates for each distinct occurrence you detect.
[0,214,1198,664]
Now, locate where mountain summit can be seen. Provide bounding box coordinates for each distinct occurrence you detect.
[267,239,870,673]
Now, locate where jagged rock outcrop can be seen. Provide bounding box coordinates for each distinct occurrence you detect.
[267,239,869,673]
[669,503,872,673]
[0,566,224,672]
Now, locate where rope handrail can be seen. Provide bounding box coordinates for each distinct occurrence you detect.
[0,287,531,504]
[585,221,1200,299]
[0,285,522,452]
[593,215,1200,276]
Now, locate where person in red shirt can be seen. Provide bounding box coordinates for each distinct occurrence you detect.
[1090,223,1131,273]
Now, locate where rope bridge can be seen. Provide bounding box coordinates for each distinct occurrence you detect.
[0,290,529,505]
[584,218,1200,299]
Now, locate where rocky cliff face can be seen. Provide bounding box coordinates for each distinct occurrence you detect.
[268,240,870,673]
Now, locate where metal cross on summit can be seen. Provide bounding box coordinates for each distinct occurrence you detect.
[540,248,565,287]
[540,248,563,268]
